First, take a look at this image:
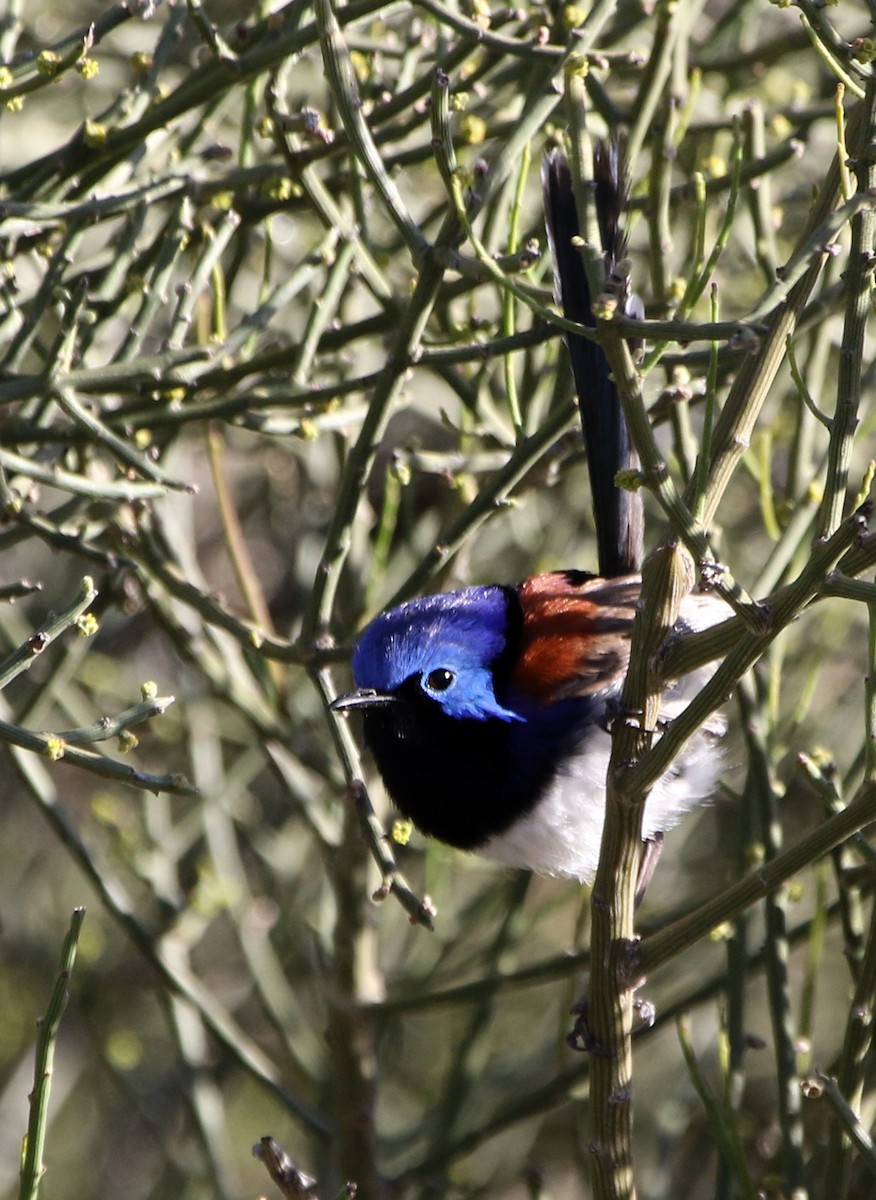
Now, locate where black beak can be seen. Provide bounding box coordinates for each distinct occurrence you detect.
[330,688,399,712]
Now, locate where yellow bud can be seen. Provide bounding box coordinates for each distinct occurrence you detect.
[83,119,107,148]
[37,50,61,76]
[350,50,370,82]
[45,737,66,761]
[709,922,733,942]
[809,746,835,770]
[458,114,487,145]
[704,154,726,179]
[141,680,158,700]
[264,177,294,202]
[130,51,153,76]
[471,0,491,27]
[77,612,99,637]
[615,468,644,492]
[392,818,413,846]
[564,53,589,80]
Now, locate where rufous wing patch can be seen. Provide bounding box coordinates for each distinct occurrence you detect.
[511,572,638,704]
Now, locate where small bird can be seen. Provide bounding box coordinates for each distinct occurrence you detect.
[332,571,726,882]
[331,145,728,886]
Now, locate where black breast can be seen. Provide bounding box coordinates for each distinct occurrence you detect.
[361,689,591,850]
[361,700,529,848]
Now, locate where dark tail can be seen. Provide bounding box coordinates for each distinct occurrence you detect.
[543,145,644,579]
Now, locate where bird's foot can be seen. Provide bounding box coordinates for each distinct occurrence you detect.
[566,996,616,1057]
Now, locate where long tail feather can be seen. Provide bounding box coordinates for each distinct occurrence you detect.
[543,145,644,578]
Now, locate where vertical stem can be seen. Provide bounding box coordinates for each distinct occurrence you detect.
[691,100,866,531]
[817,78,876,540]
[19,908,86,1200]
[588,543,693,1200]
[737,676,807,1197]
[624,0,688,172]
[865,594,876,786]
[326,793,386,1199]
[318,675,386,1199]
[646,94,676,317]
[301,250,448,642]
[822,894,876,1199]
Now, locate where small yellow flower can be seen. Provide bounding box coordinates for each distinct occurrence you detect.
[264,177,294,202]
[45,737,66,761]
[615,468,644,492]
[37,50,61,76]
[458,114,487,145]
[77,612,99,637]
[392,818,413,846]
[118,730,139,753]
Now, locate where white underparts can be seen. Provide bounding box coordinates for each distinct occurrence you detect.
[479,599,729,884]
[479,719,723,883]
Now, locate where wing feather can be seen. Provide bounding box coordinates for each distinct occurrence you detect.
[512,572,639,703]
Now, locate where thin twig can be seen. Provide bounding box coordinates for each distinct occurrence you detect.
[18,907,86,1200]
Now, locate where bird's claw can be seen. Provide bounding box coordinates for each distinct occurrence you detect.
[566,997,617,1057]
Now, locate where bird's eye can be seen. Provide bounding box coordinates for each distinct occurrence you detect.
[425,668,455,693]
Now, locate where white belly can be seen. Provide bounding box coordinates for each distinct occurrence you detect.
[479,724,722,882]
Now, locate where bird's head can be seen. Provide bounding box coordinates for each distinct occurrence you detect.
[332,585,522,723]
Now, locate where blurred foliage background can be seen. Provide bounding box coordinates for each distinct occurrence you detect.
[1,0,876,1198]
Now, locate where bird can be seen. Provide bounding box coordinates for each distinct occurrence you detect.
[331,143,729,888]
